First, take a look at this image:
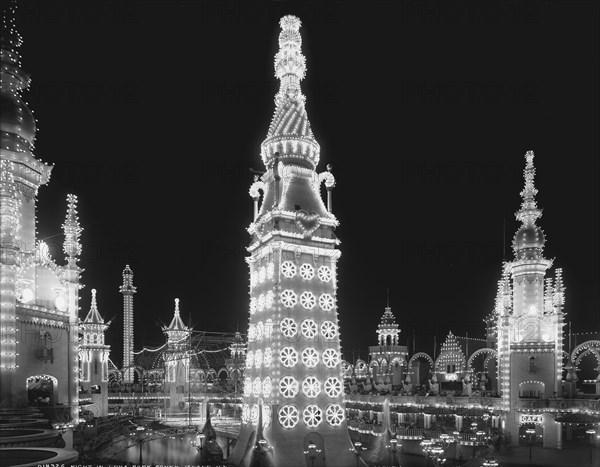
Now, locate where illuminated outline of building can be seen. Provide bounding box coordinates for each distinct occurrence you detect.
[120,264,136,383]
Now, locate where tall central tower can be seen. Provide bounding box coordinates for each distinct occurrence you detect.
[120,264,136,383]
[229,15,356,467]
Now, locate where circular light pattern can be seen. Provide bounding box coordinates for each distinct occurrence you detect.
[55,295,68,312]
[320,321,337,340]
[20,288,34,303]
[278,404,299,429]
[302,376,321,398]
[263,347,273,367]
[250,297,257,315]
[243,378,252,397]
[257,294,265,312]
[264,319,273,339]
[300,291,316,310]
[262,376,272,398]
[299,263,315,280]
[259,266,266,283]
[322,348,340,368]
[317,266,332,282]
[301,348,319,368]
[262,404,272,428]
[265,290,274,309]
[246,351,254,369]
[252,377,262,397]
[281,289,297,308]
[324,377,343,398]
[319,293,334,311]
[248,324,257,341]
[255,322,264,341]
[280,347,299,368]
[280,318,298,339]
[303,404,323,428]
[325,404,345,426]
[250,404,259,424]
[301,319,318,339]
[279,376,299,398]
[281,261,297,278]
[242,403,250,423]
[254,349,263,369]
[267,262,274,279]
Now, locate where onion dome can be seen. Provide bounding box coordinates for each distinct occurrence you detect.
[514,224,545,250]
[260,15,320,170]
[1,2,36,152]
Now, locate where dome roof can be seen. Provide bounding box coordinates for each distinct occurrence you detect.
[0,90,36,149]
[513,224,545,250]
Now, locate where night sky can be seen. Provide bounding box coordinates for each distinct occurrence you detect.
[12,1,599,365]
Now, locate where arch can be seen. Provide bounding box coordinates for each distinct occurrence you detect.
[26,374,58,406]
[408,352,434,369]
[355,359,368,378]
[390,356,407,369]
[217,367,228,380]
[341,360,354,378]
[467,348,498,370]
[518,380,545,398]
[571,340,600,363]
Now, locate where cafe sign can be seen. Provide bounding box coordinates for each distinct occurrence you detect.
[520,414,543,425]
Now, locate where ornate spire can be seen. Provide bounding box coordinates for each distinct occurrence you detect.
[164,298,188,332]
[62,194,82,262]
[260,15,320,171]
[83,289,106,326]
[553,268,565,312]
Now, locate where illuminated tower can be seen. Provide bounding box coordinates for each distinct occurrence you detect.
[79,289,111,417]
[162,298,190,413]
[119,265,136,383]
[228,15,356,467]
[497,151,565,448]
[369,296,408,386]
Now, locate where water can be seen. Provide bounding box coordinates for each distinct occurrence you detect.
[111,433,202,465]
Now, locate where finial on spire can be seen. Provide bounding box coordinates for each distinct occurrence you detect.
[275,15,306,104]
[520,150,538,206]
[386,288,390,308]
[174,298,180,316]
[91,288,97,304]
[63,194,82,262]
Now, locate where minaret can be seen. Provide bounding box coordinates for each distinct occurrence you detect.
[79,289,111,417]
[229,16,356,467]
[498,151,565,448]
[162,298,190,413]
[0,0,52,404]
[119,265,136,383]
[62,193,83,422]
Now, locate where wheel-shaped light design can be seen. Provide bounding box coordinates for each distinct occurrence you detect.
[281,261,297,278]
[280,317,298,339]
[320,320,337,340]
[278,404,299,429]
[303,405,323,428]
[259,266,266,284]
[319,293,334,311]
[254,349,263,369]
[263,347,273,368]
[267,262,274,279]
[250,404,259,424]
[299,263,315,280]
[257,294,265,312]
[325,404,345,426]
[300,291,316,310]
[301,348,319,368]
[279,376,299,398]
[250,297,257,315]
[265,290,274,309]
[324,377,343,398]
[279,347,299,368]
[243,378,252,397]
[242,403,250,423]
[317,266,332,282]
[322,348,340,368]
[252,377,262,397]
[262,376,272,398]
[302,376,321,398]
[281,289,297,308]
[301,319,318,339]
[245,351,254,369]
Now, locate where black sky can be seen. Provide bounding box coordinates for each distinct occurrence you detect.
[13,1,599,365]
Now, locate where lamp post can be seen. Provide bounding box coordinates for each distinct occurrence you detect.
[452,431,460,466]
[304,440,321,467]
[193,433,205,460]
[525,428,536,460]
[385,437,400,467]
[349,441,365,467]
[586,429,596,464]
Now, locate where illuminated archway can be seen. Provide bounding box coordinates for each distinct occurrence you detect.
[408,352,434,386]
[26,374,58,406]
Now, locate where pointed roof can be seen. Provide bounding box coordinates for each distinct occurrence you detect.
[82,289,107,326]
[165,298,188,331]
[62,194,82,260]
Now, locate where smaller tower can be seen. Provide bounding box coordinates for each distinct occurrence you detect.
[162,298,190,413]
[119,265,136,383]
[226,331,246,392]
[79,289,111,417]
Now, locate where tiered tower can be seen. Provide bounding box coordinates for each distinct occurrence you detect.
[119,265,136,383]
[162,298,190,412]
[228,15,356,467]
[497,151,566,447]
[79,289,111,417]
